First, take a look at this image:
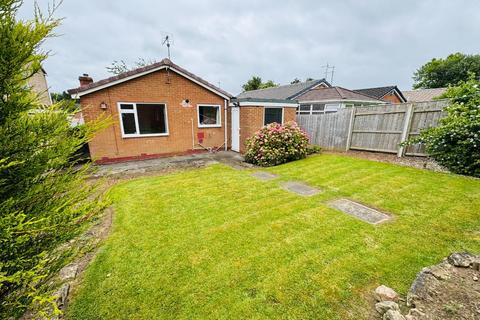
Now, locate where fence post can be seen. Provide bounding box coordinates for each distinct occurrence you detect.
[397,103,414,157]
[345,107,356,151]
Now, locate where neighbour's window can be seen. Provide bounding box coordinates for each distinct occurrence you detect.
[119,103,168,137]
[264,107,283,125]
[298,104,311,115]
[198,105,221,127]
[311,104,325,114]
[325,103,340,113]
[297,103,332,115]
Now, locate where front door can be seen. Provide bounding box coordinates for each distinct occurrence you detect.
[231,106,240,152]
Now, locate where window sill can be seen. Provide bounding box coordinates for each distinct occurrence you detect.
[198,125,222,128]
[121,133,169,138]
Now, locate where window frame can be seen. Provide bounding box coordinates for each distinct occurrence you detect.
[197,104,222,128]
[296,102,341,115]
[263,107,284,126]
[117,102,169,138]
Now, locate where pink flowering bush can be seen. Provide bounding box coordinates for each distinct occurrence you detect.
[244,121,310,166]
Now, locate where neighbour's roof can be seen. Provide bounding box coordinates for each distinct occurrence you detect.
[296,86,384,103]
[354,85,406,102]
[236,79,331,100]
[403,88,447,102]
[68,58,233,99]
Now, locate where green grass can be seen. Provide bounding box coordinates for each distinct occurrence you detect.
[67,154,480,319]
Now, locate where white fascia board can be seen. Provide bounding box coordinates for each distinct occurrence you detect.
[72,66,231,100]
[238,101,298,107]
[298,99,383,104]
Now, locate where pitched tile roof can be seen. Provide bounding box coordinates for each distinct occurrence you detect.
[68,58,232,98]
[236,79,331,100]
[296,86,384,103]
[403,88,447,102]
[354,85,406,102]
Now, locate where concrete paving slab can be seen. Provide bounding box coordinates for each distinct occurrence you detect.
[328,199,391,224]
[93,151,250,177]
[281,181,321,196]
[251,171,279,181]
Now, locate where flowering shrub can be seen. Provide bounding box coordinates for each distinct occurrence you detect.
[405,75,480,177]
[244,121,310,166]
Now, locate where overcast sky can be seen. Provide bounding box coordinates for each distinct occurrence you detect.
[19,0,480,95]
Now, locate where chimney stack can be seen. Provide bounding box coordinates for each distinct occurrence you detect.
[79,73,93,87]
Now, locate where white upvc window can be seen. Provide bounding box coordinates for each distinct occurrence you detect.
[296,103,327,115]
[197,104,221,128]
[118,102,169,138]
[325,103,340,113]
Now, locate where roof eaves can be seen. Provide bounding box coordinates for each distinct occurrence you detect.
[233,97,297,104]
[392,86,407,102]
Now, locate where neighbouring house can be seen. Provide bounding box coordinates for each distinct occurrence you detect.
[236,80,386,116]
[403,88,447,102]
[236,78,332,101]
[28,67,52,106]
[295,86,384,115]
[68,58,298,162]
[354,85,406,103]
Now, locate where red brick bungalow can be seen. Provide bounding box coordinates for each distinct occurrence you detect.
[68,59,298,163]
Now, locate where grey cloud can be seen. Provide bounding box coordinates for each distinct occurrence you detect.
[19,0,480,95]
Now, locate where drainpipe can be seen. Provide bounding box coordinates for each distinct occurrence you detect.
[224,99,228,151]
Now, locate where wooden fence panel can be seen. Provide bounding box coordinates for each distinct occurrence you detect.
[350,104,408,153]
[405,100,449,156]
[297,109,352,151]
[296,100,449,156]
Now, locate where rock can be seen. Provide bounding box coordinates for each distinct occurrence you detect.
[54,283,70,307]
[447,252,474,267]
[427,261,452,280]
[407,308,425,317]
[375,285,399,302]
[59,263,78,281]
[473,276,478,281]
[375,301,400,315]
[383,309,406,320]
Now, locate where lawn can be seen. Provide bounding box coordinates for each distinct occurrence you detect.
[67,154,480,319]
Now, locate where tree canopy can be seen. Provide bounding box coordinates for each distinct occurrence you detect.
[0,1,105,317]
[242,76,278,91]
[413,53,480,89]
[106,58,157,75]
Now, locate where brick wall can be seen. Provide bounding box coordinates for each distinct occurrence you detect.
[382,93,402,104]
[238,106,296,152]
[80,69,227,163]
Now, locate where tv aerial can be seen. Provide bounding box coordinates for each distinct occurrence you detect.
[161,32,174,60]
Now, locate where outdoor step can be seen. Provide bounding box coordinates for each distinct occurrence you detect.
[251,171,279,181]
[281,181,321,196]
[328,199,391,224]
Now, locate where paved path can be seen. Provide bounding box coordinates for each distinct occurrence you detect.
[93,151,251,177]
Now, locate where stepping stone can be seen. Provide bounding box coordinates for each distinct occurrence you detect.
[328,199,391,224]
[251,171,278,181]
[281,181,321,196]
